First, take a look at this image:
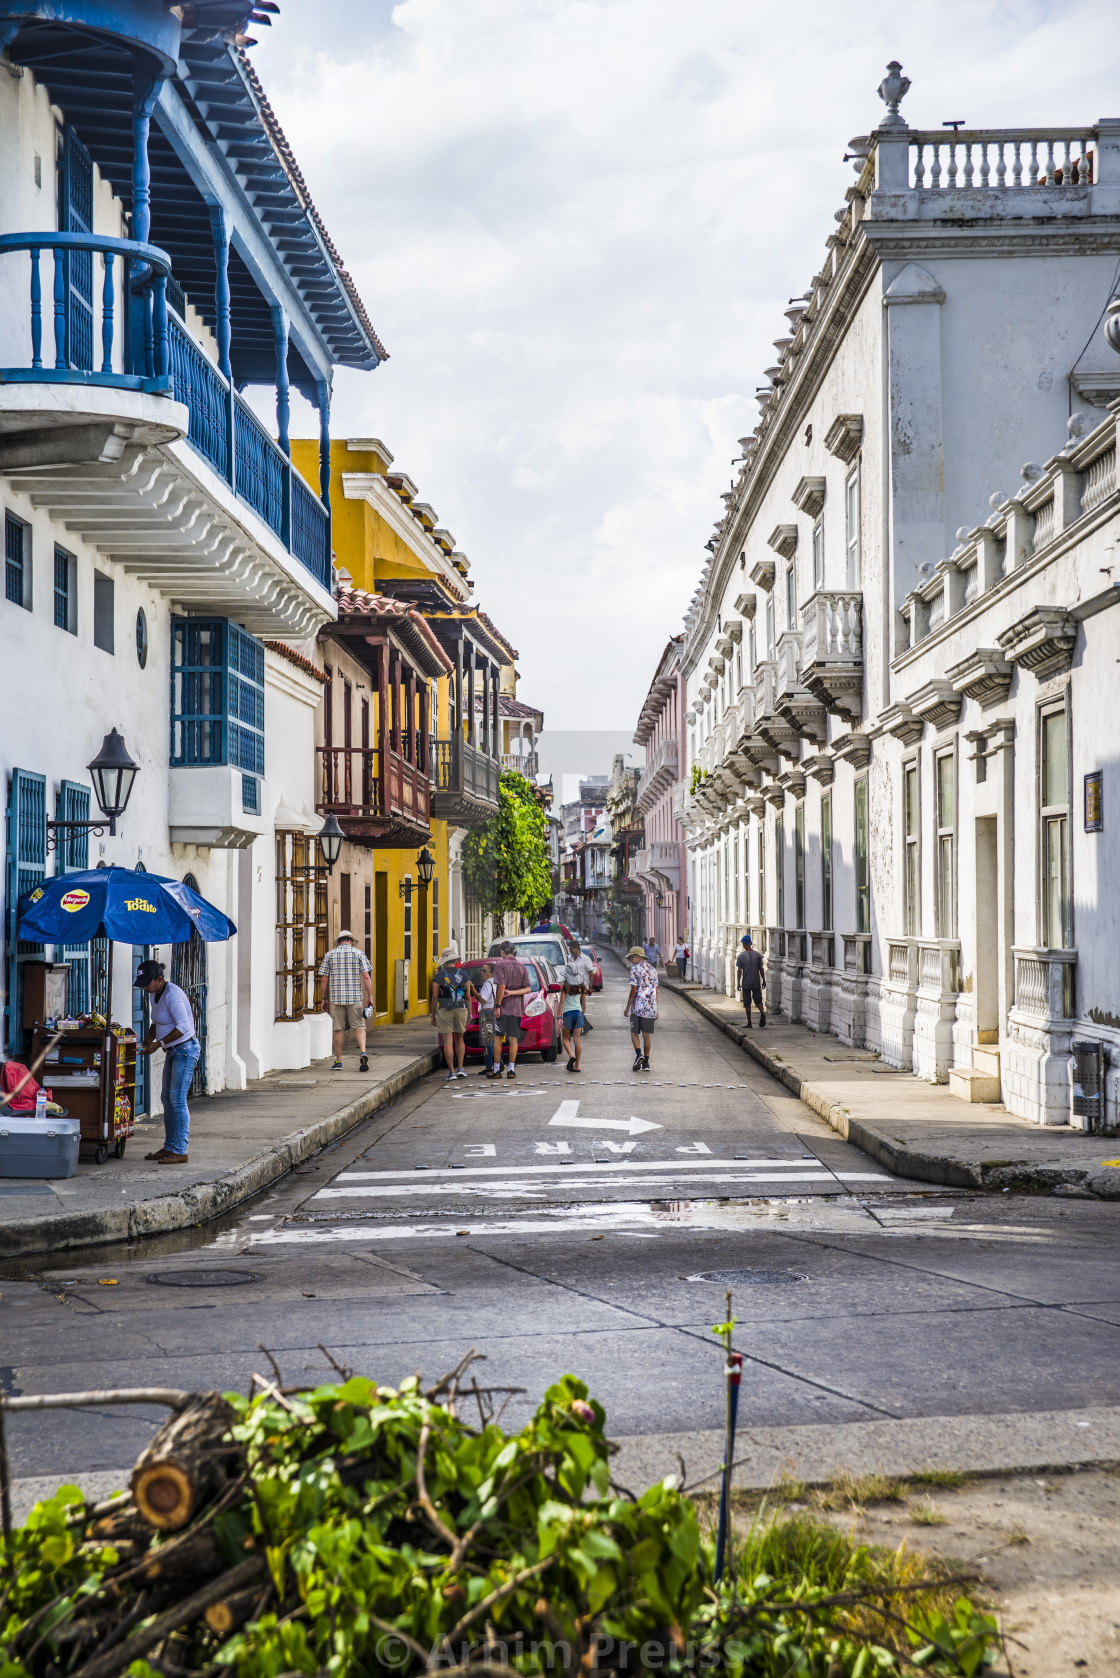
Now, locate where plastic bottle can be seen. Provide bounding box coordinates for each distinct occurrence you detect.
[34,1087,47,1121]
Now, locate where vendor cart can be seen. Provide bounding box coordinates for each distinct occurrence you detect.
[32,1024,136,1163]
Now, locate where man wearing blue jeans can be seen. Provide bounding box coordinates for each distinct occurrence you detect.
[136,959,201,1162]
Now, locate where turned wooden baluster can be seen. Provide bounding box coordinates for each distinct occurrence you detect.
[29,246,42,367]
[101,251,114,374]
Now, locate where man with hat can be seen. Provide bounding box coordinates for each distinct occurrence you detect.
[624,944,658,1071]
[135,959,201,1163]
[735,933,766,1028]
[318,929,373,1071]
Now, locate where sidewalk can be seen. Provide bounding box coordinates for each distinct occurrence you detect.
[0,1021,439,1260]
[662,976,1120,1198]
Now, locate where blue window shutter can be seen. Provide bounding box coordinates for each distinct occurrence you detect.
[57,778,91,1016]
[5,768,46,1050]
[170,618,265,775]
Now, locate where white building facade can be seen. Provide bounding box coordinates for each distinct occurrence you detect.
[1,3,384,1098]
[680,67,1120,1125]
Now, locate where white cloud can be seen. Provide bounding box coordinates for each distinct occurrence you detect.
[251,0,1118,725]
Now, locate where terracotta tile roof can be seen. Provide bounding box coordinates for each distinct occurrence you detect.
[334,587,452,671]
[265,640,330,684]
[499,696,540,719]
[477,610,518,662]
[236,49,388,364]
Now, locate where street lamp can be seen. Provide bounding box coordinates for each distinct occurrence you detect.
[316,814,344,874]
[47,728,140,852]
[400,846,436,899]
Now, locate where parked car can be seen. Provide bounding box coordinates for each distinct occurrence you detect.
[462,957,561,1064]
[487,933,573,969]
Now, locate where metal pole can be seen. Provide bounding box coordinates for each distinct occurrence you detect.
[713,1289,742,1584]
[0,1393,11,1546]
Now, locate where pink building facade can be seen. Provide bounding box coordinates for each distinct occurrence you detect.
[632,638,688,959]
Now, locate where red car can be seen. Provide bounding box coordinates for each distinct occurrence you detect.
[461,957,562,1064]
[581,945,603,991]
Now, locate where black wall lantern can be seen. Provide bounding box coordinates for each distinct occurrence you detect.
[317,814,344,873]
[400,846,436,899]
[47,729,140,852]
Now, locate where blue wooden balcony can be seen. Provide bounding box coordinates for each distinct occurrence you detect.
[0,230,330,593]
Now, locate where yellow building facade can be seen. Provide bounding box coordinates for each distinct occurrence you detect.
[293,437,516,1022]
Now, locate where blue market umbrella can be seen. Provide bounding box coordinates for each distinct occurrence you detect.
[18,866,236,947]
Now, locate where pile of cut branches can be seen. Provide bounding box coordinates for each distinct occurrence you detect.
[0,1359,1002,1678]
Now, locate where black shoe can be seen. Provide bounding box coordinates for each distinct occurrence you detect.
[744,1019,752,1029]
[567,1056,576,1071]
[640,1056,650,1071]
[632,1052,643,1071]
[359,1053,369,1072]
[477,1066,491,1075]
[507,1067,516,1079]
[759,1015,766,1028]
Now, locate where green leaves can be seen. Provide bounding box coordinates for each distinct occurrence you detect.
[462,770,552,921]
[1,1376,1002,1678]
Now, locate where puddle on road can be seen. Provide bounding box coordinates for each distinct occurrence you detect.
[214,1196,1057,1249]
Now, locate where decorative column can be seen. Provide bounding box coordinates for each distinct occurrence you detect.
[466,652,476,748]
[131,68,165,378]
[271,305,290,455]
[315,377,331,508]
[208,206,232,378]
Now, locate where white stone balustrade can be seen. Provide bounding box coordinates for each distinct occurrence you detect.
[1013,947,1076,1021]
[801,590,863,664]
[901,410,1118,651]
[909,129,1096,192]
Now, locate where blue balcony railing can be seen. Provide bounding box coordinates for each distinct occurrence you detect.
[0,230,171,388]
[0,230,331,594]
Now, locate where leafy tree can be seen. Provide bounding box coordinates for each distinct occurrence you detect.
[462,769,552,926]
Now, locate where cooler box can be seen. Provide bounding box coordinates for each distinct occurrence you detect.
[0,1115,81,1178]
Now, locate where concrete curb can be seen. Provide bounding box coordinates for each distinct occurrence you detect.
[611,1402,1120,1494]
[0,1050,440,1260]
[662,979,1103,1197]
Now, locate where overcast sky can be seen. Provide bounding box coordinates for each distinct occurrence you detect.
[252,0,1118,729]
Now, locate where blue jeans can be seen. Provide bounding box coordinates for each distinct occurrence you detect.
[161,1039,201,1154]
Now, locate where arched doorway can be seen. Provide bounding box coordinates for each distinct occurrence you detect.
[171,872,207,1097]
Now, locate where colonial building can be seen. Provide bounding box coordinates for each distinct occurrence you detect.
[632,637,687,958]
[605,753,644,951]
[1,3,382,1088]
[291,437,524,996]
[679,66,1120,1125]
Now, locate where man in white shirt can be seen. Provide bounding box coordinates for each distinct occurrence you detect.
[136,959,201,1164]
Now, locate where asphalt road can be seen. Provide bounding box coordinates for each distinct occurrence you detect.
[5,953,1120,1487]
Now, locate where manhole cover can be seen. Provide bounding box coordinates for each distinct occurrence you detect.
[692,1268,804,1286]
[146,1270,262,1288]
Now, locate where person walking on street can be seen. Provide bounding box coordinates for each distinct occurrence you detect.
[476,962,498,1076]
[570,937,595,1032]
[430,945,474,1080]
[736,933,766,1027]
[493,940,531,1078]
[673,938,689,980]
[624,944,658,1071]
[136,959,201,1163]
[643,936,661,968]
[318,930,373,1070]
[559,951,587,1072]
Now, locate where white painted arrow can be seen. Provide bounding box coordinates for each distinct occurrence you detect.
[548,1099,662,1136]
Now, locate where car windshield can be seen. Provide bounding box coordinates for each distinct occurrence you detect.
[465,959,542,993]
[488,938,566,967]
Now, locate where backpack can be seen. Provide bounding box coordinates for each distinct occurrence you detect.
[436,965,465,1005]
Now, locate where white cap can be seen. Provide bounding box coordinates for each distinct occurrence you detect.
[338,929,354,940]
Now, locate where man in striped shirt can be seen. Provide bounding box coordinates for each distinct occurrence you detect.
[318,930,373,1071]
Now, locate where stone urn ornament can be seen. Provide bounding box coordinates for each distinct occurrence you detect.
[877,60,911,129]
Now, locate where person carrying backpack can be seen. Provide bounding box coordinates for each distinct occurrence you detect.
[430,945,475,1080]
[736,933,766,1027]
[559,953,588,1073]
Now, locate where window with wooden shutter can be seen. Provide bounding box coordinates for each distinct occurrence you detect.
[5,768,46,1050]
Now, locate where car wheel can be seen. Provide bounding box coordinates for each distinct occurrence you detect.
[541,1029,559,1064]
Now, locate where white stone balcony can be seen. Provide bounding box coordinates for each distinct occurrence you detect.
[801,590,864,721]
[635,735,679,815]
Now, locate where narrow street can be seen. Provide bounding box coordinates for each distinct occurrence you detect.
[6,955,1120,1504]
